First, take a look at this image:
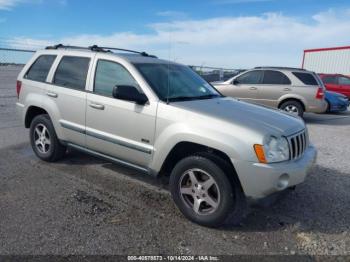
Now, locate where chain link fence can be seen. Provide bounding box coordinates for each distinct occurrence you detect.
[0,47,35,66]
[189,65,245,82]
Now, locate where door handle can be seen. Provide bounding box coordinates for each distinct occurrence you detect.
[89,103,105,110]
[46,92,58,98]
[283,88,291,91]
[249,87,257,90]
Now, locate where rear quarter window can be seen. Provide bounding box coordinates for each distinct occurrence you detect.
[53,56,90,90]
[25,55,57,82]
[292,72,318,85]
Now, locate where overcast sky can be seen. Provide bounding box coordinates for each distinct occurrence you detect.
[0,0,350,68]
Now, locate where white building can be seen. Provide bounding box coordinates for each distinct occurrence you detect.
[302,46,350,75]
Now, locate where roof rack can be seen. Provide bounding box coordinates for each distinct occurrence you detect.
[99,46,157,58]
[254,66,306,71]
[45,44,157,58]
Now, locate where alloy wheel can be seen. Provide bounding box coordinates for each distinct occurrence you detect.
[34,123,51,154]
[179,168,221,215]
[284,105,299,115]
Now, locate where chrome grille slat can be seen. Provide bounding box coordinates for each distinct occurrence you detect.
[296,135,301,157]
[288,130,308,160]
[300,133,304,154]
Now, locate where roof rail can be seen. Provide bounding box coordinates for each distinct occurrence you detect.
[99,46,157,58]
[45,44,157,58]
[46,44,93,51]
[254,66,306,71]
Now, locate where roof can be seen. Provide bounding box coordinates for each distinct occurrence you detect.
[304,45,350,53]
[40,44,175,65]
[254,66,306,71]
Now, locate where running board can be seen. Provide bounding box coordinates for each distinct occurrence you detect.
[67,143,151,175]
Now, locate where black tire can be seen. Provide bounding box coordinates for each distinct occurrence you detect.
[169,155,246,227]
[279,100,304,117]
[30,114,66,162]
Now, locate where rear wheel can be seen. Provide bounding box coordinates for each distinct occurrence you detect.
[279,100,304,117]
[169,155,245,227]
[30,114,66,162]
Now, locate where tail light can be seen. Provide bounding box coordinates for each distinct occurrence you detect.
[315,87,324,99]
[16,80,22,99]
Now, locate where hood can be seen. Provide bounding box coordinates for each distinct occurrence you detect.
[172,97,305,137]
[211,81,225,85]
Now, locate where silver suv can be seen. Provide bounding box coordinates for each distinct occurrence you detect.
[16,45,317,227]
[213,67,327,117]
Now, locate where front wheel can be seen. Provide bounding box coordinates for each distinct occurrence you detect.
[169,155,245,227]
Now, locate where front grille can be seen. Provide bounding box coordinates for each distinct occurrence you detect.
[287,130,308,160]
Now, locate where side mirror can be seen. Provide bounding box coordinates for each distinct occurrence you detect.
[112,85,148,105]
[232,79,240,85]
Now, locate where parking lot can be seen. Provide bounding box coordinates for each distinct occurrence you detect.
[0,66,349,255]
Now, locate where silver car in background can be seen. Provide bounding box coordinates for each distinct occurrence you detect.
[213,67,327,117]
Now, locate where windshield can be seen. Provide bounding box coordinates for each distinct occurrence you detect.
[134,63,221,102]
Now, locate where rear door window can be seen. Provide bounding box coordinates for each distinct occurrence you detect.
[25,55,57,82]
[53,56,90,90]
[262,70,291,85]
[236,70,263,84]
[292,72,318,85]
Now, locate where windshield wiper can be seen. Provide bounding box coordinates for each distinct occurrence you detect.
[167,96,200,102]
[195,94,221,100]
[167,94,220,102]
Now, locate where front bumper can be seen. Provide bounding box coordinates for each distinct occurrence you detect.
[330,104,349,112]
[231,145,317,200]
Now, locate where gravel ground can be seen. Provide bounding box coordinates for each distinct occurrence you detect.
[0,66,349,256]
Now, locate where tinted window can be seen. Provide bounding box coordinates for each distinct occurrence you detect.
[134,63,220,101]
[338,76,350,85]
[292,72,318,85]
[94,60,139,96]
[54,56,90,90]
[236,70,263,84]
[322,76,337,84]
[262,70,291,85]
[25,55,56,82]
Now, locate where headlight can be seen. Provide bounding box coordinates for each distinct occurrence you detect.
[254,136,290,163]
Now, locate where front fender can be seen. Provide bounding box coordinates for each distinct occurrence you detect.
[149,122,257,173]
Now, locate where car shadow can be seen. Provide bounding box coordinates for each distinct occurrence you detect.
[221,165,350,234]
[63,149,350,234]
[303,111,350,126]
[63,148,170,188]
